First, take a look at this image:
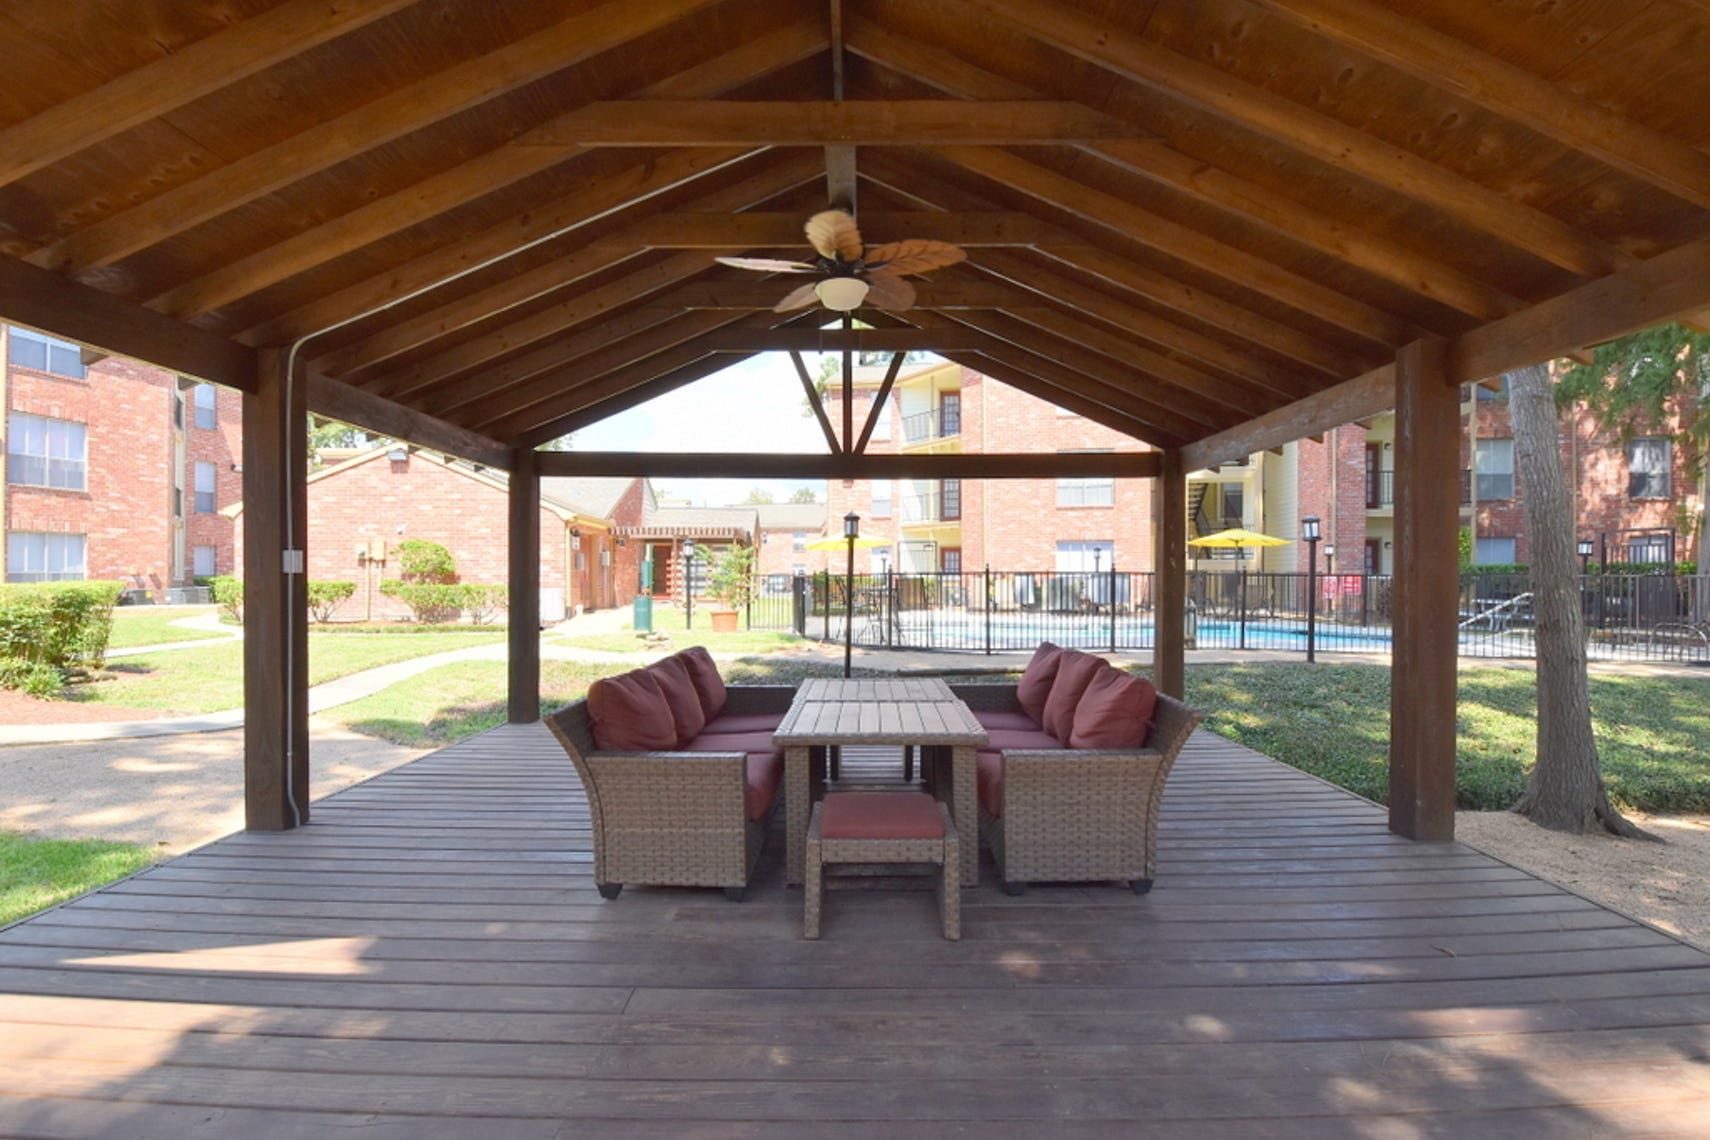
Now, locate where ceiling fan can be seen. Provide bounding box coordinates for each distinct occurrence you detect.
[715,209,966,313]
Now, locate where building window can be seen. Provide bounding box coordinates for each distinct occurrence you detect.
[940,392,961,436]
[791,530,806,551]
[7,328,86,378]
[6,412,87,491]
[193,383,218,429]
[1474,438,1514,500]
[872,481,892,518]
[192,544,217,577]
[868,392,890,441]
[941,548,961,575]
[940,478,961,521]
[1057,475,1114,507]
[1474,537,1517,565]
[1055,541,1112,571]
[1219,483,1245,528]
[193,461,218,513]
[1475,377,1508,401]
[7,532,85,582]
[1628,437,1671,499]
[1629,534,1671,564]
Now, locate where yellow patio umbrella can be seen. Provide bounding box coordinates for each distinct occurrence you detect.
[1186,528,1291,650]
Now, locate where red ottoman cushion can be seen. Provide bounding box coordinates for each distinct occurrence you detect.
[821,792,945,839]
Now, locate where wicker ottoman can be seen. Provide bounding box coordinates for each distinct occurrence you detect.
[804,792,960,940]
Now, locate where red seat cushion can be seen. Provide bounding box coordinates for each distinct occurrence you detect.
[701,712,785,735]
[983,728,1064,752]
[745,751,783,821]
[680,731,780,754]
[1070,668,1158,750]
[821,792,945,839]
[587,670,677,751]
[1042,650,1108,741]
[1016,642,1063,724]
[972,709,1042,733]
[645,654,706,746]
[677,646,727,719]
[976,749,1004,818]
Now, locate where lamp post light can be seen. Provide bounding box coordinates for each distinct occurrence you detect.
[843,511,860,678]
[1301,516,1322,663]
[1577,537,1594,575]
[682,539,696,630]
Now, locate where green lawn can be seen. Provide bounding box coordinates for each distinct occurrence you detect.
[106,606,231,649]
[74,630,506,714]
[550,605,809,655]
[1184,661,1710,813]
[0,832,158,927]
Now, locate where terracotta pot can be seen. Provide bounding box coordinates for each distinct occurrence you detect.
[709,609,739,633]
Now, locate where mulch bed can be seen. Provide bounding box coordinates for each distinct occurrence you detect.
[0,688,172,725]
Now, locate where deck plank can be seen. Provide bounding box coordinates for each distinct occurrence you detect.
[3,722,1709,1136]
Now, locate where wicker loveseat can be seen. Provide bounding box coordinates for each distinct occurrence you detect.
[544,647,793,901]
[951,643,1203,895]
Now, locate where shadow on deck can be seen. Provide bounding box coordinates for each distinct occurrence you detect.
[3,724,1710,1136]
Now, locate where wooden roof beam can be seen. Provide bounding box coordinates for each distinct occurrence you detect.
[607,210,1063,248]
[313,152,826,380]
[516,100,1148,146]
[0,0,419,190]
[535,450,1162,480]
[1252,0,1710,213]
[28,0,762,274]
[959,0,1630,278]
[303,373,509,469]
[941,349,1176,448]
[847,13,1524,323]
[148,15,827,321]
[1182,234,1710,469]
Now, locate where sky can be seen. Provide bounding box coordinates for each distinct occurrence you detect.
[565,353,833,507]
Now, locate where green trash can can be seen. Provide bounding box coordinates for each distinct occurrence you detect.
[632,594,653,632]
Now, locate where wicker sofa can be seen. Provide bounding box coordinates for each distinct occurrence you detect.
[951,644,1203,895]
[544,647,794,901]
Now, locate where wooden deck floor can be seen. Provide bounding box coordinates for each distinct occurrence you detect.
[3,725,1710,1137]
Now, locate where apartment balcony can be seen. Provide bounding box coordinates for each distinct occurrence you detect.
[1368,469,1474,508]
[898,485,963,527]
[900,406,961,448]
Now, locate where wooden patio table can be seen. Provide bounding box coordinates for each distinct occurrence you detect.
[774,677,987,887]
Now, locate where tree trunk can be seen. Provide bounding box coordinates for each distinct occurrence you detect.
[1506,363,1646,837]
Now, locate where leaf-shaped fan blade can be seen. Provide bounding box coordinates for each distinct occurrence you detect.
[862,239,967,276]
[773,281,824,312]
[805,209,864,262]
[863,271,917,312]
[714,255,817,273]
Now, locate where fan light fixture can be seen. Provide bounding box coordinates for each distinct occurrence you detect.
[815,277,869,312]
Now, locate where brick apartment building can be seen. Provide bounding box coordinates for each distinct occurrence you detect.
[231,448,648,621]
[822,356,1155,578]
[3,324,239,594]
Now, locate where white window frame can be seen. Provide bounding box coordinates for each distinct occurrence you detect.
[6,412,87,491]
[193,460,218,513]
[7,532,86,582]
[193,383,218,430]
[192,544,218,577]
[1627,437,1671,499]
[1473,537,1517,565]
[7,328,86,378]
[1474,438,1514,500]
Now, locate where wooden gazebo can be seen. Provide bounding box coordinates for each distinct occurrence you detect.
[6,0,1710,844]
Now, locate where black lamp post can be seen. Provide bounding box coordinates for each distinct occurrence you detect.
[843,511,860,678]
[1302,515,1322,663]
[1577,537,1594,575]
[682,539,696,630]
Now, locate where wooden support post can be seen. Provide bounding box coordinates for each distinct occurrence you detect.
[242,347,309,831]
[508,445,541,723]
[1389,337,1459,840]
[1152,449,1187,698]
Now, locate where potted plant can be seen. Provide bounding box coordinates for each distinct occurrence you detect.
[705,543,756,633]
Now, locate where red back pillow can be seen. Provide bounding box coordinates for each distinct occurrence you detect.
[1042,650,1107,742]
[677,646,727,719]
[1016,642,1063,724]
[646,654,707,746]
[587,669,677,751]
[1069,668,1158,750]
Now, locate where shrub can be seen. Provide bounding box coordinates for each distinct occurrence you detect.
[460,584,508,625]
[380,581,467,623]
[0,581,123,680]
[395,539,457,584]
[707,543,756,610]
[306,580,357,623]
[210,576,244,622]
[0,656,63,697]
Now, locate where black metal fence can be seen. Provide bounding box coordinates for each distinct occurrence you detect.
[739,569,1710,664]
